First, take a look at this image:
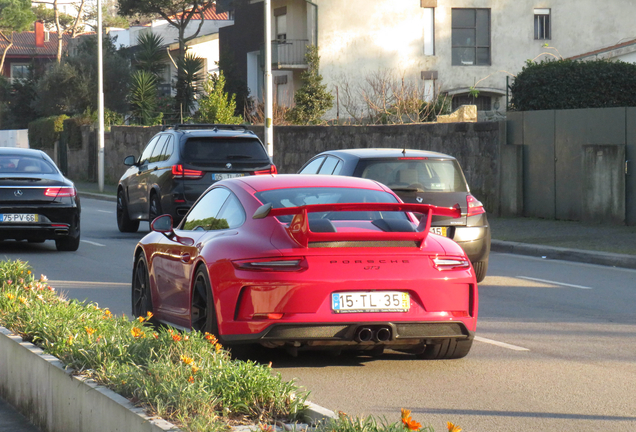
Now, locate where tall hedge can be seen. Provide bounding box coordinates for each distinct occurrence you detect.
[27,115,69,149]
[509,59,636,111]
[61,117,93,150]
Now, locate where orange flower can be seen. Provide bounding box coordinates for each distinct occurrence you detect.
[67,335,74,345]
[103,310,113,319]
[18,296,27,304]
[258,424,274,432]
[191,366,199,374]
[145,311,154,320]
[188,376,194,383]
[400,409,421,431]
[84,327,97,337]
[137,316,145,323]
[447,422,462,432]
[131,327,144,338]
[172,334,182,342]
[5,293,15,300]
[180,355,194,365]
[153,333,159,339]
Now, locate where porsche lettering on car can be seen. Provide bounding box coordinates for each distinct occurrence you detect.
[132,174,478,359]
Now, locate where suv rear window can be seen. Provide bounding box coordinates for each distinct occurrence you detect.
[355,159,468,193]
[181,138,269,165]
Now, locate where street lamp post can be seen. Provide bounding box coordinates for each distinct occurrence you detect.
[264,0,273,157]
[97,0,105,192]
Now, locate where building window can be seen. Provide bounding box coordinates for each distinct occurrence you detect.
[534,9,551,40]
[452,94,492,111]
[274,7,287,41]
[10,64,29,81]
[423,8,435,56]
[451,8,490,66]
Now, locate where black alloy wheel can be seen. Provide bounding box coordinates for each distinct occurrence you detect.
[132,253,154,319]
[191,266,220,336]
[149,193,162,223]
[117,189,140,233]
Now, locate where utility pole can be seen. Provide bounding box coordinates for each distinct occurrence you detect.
[264,0,273,157]
[97,0,105,192]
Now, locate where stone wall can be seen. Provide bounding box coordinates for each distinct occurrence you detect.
[67,122,509,215]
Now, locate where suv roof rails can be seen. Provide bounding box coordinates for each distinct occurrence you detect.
[166,124,250,132]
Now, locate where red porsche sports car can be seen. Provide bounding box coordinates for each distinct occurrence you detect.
[132,174,478,359]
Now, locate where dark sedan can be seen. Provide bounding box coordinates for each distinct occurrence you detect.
[298,148,490,282]
[0,148,80,251]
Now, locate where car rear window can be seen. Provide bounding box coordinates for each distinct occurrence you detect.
[181,138,270,165]
[255,187,408,223]
[0,156,56,174]
[356,158,468,192]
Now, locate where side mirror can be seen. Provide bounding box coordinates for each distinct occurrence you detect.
[124,155,137,166]
[151,214,174,234]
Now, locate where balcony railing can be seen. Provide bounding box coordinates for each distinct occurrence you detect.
[260,39,310,69]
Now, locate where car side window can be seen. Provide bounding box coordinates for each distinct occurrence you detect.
[139,136,160,165]
[318,156,341,175]
[181,187,231,231]
[149,135,168,163]
[161,137,174,162]
[216,193,246,229]
[299,156,325,174]
[332,159,343,175]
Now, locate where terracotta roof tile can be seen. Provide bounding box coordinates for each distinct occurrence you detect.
[570,38,636,60]
[0,31,72,57]
[170,3,229,21]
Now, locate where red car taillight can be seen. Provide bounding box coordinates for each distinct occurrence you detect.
[253,164,277,175]
[172,164,204,179]
[466,194,485,216]
[430,256,471,271]
[232,256,306,272]
[44,187,76,197]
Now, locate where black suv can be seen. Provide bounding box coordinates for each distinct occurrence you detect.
[117,124,276,232]
[298,148,490,282]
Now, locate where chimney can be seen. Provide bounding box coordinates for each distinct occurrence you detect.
[35,21,44,47]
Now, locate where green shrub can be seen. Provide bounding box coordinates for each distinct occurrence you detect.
[27,115,69,149]
[509,59,636,111]
[61,116,93,150]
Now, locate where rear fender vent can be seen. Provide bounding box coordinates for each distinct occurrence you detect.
[309,240,420,248]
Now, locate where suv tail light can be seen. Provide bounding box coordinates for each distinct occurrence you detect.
[467,195,485,216]
[172,164,204,179]
[253,164,277,175]
[44,187,76,197]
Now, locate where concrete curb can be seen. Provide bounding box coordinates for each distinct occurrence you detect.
[491,240,636,270]
[0,326,337,432]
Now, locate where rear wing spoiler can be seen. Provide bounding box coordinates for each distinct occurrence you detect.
[253,202,460,248]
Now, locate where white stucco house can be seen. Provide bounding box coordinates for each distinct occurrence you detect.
[109,5,233,94]
[219,0,636,120]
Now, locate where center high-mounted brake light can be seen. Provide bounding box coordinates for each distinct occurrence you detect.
[44,187,76,197]
[253,164,278,175]
[466,194,485,216]
[431,256,471,271]
[232,257,307,272]
[172,164,204,179]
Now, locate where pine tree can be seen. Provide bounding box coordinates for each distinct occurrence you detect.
[287,45,334,125]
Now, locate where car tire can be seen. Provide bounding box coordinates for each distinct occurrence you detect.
[473,259,488,283]
[117,189,139,233]
[191,266,220,336]
[417,338,473,360]
[55,216,80,251]
[132,252,154,320]
[149,193,162,223]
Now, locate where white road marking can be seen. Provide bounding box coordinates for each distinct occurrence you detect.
[475,336,530,351]
[97,210,112,214]
[517,276,593,290]
[81,240,105,247]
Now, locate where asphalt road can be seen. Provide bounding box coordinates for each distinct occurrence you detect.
[2,197,635,431]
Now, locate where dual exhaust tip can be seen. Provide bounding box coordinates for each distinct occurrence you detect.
[355,326,392,343]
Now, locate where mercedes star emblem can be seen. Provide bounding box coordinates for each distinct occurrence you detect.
[14,190,23,197]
